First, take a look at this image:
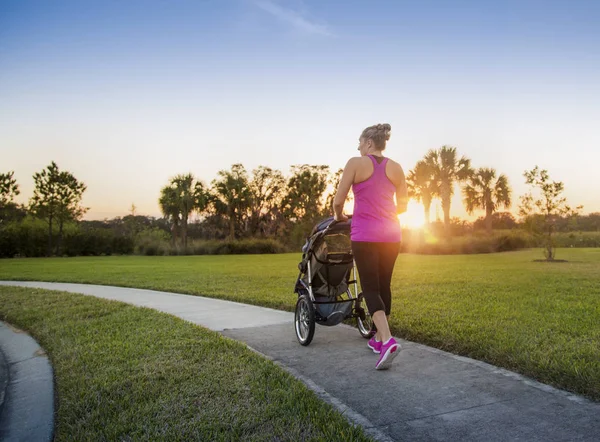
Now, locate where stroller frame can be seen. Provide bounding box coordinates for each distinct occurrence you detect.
[293,216,375,346]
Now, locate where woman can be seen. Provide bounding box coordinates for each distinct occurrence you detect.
[333,123,408,370]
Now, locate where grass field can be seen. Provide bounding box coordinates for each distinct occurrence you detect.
[0,286,371,441]
[1,248,599,401]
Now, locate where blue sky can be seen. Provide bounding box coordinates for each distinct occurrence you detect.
[1,0,599,220]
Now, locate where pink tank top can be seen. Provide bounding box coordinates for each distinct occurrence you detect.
[351,155,402,243]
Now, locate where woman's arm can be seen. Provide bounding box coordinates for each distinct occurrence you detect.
[333,158,357,220]
[392,163,408,214]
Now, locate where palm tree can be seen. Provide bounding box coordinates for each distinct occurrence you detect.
[210,164,252,240]
[158,173,202,247]
[172,174,197,247]
[463,168,512,233]
[406,160,438,226]
[159,184,181,246]
[426,146,472,234]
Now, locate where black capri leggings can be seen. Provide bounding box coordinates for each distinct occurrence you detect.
[351,241,400,316]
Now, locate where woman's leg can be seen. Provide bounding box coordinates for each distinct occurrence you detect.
[352,241,400,343]
[374,242,400,342]
[352,241,392,342]
[374,316,390,342]
[379,242,400,312]
[351,241,385,316]
[372,311,392,343]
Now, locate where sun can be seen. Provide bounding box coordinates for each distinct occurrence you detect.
[399,200,426,229]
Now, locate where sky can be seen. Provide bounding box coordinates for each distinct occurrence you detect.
[1,0,599,223]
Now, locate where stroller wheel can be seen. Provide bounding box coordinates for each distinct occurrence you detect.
[295,294,315,346]
[356,294,376,339]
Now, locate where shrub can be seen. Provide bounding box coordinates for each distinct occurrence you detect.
[61,224,134,256]
[185,238,286,255]
[0,222,20,258]
[550,231,600,248]
[0,216,49,257]
[400,229,534,255]
[135,228,170,256]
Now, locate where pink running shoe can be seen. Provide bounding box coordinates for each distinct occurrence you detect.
[367,336,382,354]
[375,338,401,370]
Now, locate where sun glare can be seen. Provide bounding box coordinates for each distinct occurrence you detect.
[399,200,426,229]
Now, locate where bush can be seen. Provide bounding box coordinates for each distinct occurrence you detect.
[400,229,534,255]
[132,230,287,256]
[285,221,316,250]
[0,222,20,258]
[0,217,135,258]
[191,238,286,255]
[550,232,600,248]
[495,232,532,251]
[0,217,49,257]
[135,228,171,256]
[63,225,134,256]
[152,238,288,256]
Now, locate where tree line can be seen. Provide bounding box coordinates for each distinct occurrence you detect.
[405,145,584,259]
[407,145,510,232]
[158,164,339,247]
[1,148,593,259]
[1,163,87,256]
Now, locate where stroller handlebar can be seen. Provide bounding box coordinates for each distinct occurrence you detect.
[329,215,352,227]
[304,215,353,248]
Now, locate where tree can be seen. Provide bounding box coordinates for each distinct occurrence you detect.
[30,162,87,256]
[159,174,207,247]
[172,174,197,248]
[576,212,600,232]
[325,168,344,217]
[426,146,472,234]
[0,171,23,224]
[473,212,518,231]
[248,166,286,237]
[209,164,252,240]
[281,165,330,223]
[463,167,512,233]
[159,184,181,246]
[55,172,88,254]
[406,160,438,226]
[519,166,582,261]
[0,171,20,206]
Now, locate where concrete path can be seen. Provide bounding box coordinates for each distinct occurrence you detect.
[1,281,599,442]
[0,320,54,442]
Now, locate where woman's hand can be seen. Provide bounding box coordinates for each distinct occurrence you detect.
[334,213,349,222]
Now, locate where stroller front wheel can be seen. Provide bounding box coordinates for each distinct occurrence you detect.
[295,294,315,346]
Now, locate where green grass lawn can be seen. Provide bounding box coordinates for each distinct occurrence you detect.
[1,248,599,401]
[0,287,371,441]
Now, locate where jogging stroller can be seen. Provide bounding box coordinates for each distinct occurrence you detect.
[294,216,376,346]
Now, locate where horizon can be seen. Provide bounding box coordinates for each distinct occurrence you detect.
[2,0,599,223]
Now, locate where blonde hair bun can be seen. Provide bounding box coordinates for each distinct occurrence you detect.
[361,123,392,149]
[376,123,391,140]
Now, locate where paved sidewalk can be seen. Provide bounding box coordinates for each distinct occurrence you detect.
[1,281,598,442]
[0,320,54,442]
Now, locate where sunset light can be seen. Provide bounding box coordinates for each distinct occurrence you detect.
[1,3,599,439]
[399,200,426,229]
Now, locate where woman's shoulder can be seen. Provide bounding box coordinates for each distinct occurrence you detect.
[345,156,368,167]
[385,157,403,170]
[384,158,406,180]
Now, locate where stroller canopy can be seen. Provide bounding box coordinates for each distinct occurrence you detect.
[310,216,351,235]
[303,217,351,253]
